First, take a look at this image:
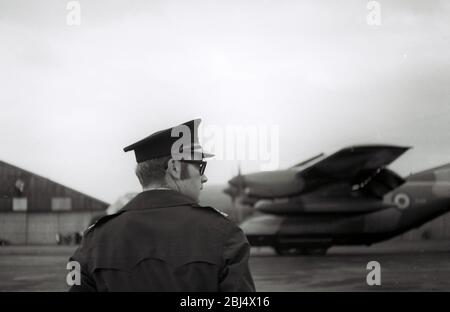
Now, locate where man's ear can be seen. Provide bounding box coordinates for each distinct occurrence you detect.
[166,159,182,180]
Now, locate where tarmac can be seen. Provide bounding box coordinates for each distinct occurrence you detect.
[0,240,449,291]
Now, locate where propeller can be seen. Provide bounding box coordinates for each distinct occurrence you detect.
[223,163,246,199]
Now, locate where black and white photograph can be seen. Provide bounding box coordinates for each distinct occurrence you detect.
[0,0,449,296]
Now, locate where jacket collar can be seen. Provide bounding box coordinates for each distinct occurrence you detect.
[121,189,197,212]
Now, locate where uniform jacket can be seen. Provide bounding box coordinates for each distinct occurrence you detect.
[69,190,255,292]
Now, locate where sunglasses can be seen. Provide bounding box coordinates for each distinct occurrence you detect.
[180,160,207,176]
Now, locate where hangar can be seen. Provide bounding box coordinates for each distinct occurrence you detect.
[0,160,108,245]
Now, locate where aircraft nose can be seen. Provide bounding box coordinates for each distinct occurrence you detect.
[228,176,238,186]
[228,175,244,186]
[223,185,238,197]
[229,174,247,191]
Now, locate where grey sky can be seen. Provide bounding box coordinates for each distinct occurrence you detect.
[0,0,449,203]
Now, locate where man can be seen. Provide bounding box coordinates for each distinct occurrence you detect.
[69,119,255,291]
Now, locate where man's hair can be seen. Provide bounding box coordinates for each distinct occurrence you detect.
[135,156,171,187]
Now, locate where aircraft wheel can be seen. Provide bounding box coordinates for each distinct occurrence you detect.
[273,246,303,256]
[302,247,329,256]
[274,246,329,256]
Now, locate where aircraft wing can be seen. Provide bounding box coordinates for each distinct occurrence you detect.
[297,145,410,197]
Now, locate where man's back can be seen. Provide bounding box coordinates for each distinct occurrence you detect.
[69,190,255,292]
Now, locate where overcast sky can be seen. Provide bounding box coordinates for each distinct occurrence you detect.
[0,0,449,203]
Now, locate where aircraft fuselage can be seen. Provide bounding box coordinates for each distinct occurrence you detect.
[238,166,450,255]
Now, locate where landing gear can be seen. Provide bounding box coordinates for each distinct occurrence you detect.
[273,246,329,256]
[273,246,303,256]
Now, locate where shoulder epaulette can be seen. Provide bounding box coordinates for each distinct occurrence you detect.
[191,203,229,218]
[84,211,126,235]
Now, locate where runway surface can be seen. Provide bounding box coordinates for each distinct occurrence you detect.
[0,240,449,291]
